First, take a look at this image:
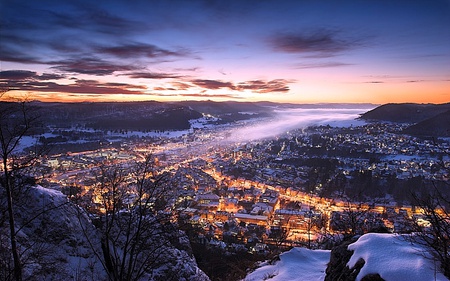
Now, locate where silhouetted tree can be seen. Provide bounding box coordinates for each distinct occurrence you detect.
[0,94,41,281]
[79,155,182,281]
[410,182,450,278]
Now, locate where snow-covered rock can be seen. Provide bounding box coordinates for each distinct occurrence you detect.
[244,248,330,281]
[1,185,105,280]
[1,185,210,280]
[245,233,449,281]
[346,233,448,281]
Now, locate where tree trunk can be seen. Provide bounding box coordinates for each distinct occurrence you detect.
[3,158,22,281]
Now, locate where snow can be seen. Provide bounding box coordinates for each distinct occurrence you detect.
[32,184,69,206]
[244,248,330,281]
[12,135,38,153]
[244,233,449,281]
[347,233,448,281]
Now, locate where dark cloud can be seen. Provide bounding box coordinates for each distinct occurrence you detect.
[68,3,149,36]
[0,70,66,82]
[191,79,236,90]
[191,78,293,93]
[0,2,189,74]
[0,70,37,80]
[37,73,66,80]
[2,1,147,37]
[269,29,362,57]
[0,45,43,64]
[237,79,292,93]
[1,73,146,95]
[50,57,139,75]
[364,81,384,84]
[97,43,188,59]
[125,72,184,79]
[102,82,146,89]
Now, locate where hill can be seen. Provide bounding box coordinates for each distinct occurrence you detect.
[31,101,203,131]
[175,100,274,123]
[403,109,450,137]
[22,100,280,131]
[360,103,450,123]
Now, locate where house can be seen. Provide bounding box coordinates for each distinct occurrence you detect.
[195,193,220,210]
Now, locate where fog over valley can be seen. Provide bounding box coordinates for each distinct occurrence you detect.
[227,106,374,143]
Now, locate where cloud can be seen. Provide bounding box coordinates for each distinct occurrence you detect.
[147,90,239,99]
[364,81,384,84]
[237,79,292,93]
[172,67,200,72]
[0,43,43,64]
[269,29,362,57]
[22,1,148,37]
[0,70,37,80]
[191,79,236,90]
[149,81,194,92]
[50,57,139,75]
[37,73,67,80]
[171,82,193,90]
[190,78,293,93]
[153,87,171,91]
[1,72,146,95]
[0,2,189,73]
[0,70,66,84]
[96,43,188,59]
[125,72,184,79]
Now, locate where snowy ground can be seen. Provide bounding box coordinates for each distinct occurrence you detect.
[348,233,448,281]
[244,233,448,281]
[244,248,330,281]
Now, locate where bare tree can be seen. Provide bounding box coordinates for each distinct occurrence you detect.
[409,144,450,278]
[411,186,450,278]
[79,155,183,281]
[0,94,41,281]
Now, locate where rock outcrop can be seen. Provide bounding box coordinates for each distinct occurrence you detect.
[0,185,209,281]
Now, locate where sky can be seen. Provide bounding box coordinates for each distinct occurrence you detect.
[1,0,449,104]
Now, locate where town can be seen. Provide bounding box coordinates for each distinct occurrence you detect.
[31,119,450,255]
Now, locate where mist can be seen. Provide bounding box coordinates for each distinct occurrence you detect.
[226,106,375,143]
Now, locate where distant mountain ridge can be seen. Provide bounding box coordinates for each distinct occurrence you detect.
[360,102,450,137]
[361,103,450,123]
